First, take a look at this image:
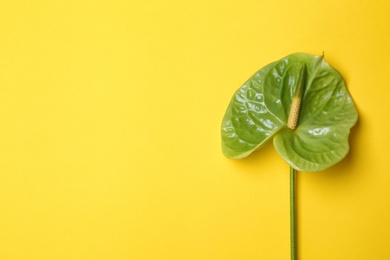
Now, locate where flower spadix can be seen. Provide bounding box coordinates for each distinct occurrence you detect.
[221,53,358,172]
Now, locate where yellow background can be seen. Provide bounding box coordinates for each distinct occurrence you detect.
[0,0,389,259]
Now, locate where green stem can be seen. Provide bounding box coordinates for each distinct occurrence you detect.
[290,167,297,260]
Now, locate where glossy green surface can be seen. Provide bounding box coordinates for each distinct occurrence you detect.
[221,53,358,172]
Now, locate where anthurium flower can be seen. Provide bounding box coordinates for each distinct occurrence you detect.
[221,53,358,172]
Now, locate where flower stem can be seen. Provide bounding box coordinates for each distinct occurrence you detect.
[290,167,297,260]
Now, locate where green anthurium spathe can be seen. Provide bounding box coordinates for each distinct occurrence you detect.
[221,53,358,172]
